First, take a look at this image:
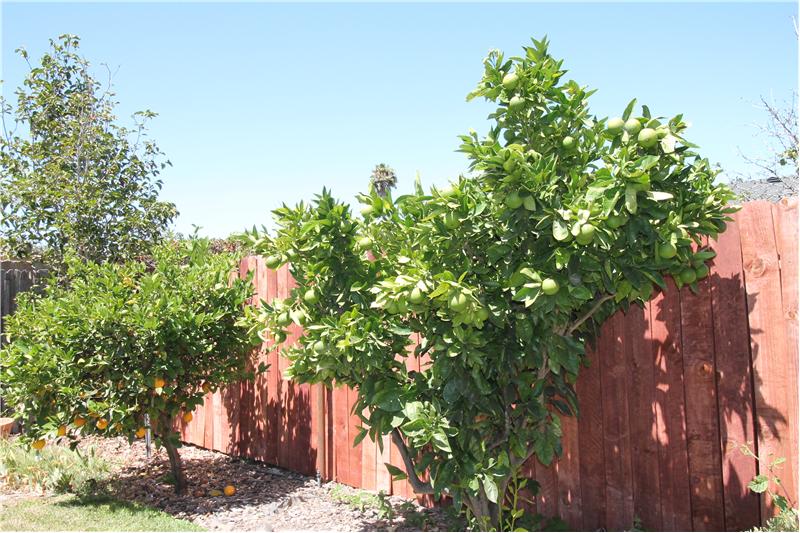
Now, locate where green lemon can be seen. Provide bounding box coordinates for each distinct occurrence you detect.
[409,287,425,304]
[476,307,490,322]
[276,312,291,327]
[658,242,677,259]
[502,72,519,90]
[562,136,577,151]
[624,118,642,135]
[265,255,282,269]
[449,293,468,312]
[606,117,625,136]
[576,224,596,245]
[695,264,710,280]
[508,96,525,112]
[679,269,697,284]
[523,195,536,211]
[358,237,373,250]
[303,289,319,305]
[313,341,326,355]
[606,213,628,228]
[638,128,658,148]
[360,205,374,217]
[541,278,560,296]
[505,192,523,209]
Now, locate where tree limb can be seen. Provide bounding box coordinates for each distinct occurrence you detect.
[391,429,434,494]
[565,293,615,335]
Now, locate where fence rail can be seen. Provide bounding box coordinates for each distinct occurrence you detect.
[174,198,795,530]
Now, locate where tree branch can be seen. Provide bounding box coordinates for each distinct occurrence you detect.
[565,293,614,336]
[391,429,434,494]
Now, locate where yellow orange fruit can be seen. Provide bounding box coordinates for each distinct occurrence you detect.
[223,485,236,497]
[135,427,146,439]
[32,439,46,450]
[182,412,193,423]
[57,425,67,437]
[74,416,86,427]
[96,418,109,430]
[154,377,166,389]
[209,489,223,497]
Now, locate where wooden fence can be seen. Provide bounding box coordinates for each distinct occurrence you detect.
[178,199,798,531]
[0,260,51,415]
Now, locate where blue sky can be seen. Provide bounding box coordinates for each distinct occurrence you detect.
[2,2,797,237]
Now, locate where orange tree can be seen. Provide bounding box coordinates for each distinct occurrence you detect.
[0,238,263,494]
[240,38,736,530]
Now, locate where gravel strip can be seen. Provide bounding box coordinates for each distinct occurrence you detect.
[81,437,459,531]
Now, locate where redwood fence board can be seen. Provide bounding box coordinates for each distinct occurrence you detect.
[183,200,796,531]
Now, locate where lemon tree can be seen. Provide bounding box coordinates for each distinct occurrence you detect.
[241,38,735,530]
[0,238,262,494]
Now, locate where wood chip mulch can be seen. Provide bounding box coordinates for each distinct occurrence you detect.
[82,437,461,531]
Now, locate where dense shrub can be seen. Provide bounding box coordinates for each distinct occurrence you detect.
[0,238,262,493]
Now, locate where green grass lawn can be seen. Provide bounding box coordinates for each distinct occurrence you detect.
[0,494,203,531]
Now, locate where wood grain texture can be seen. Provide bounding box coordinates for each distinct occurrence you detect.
[650,283,693,531]
[739,201,796,519]
[710,218,760,530]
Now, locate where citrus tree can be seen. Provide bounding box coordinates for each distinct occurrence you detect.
[241,38,736,530]
[0,238,263,494]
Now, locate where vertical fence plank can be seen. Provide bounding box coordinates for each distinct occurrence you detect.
[578,329,608,531]
[534,460,559,519]
[771,198,799,504]
[361,405,378,492]
[739,201,797,518]
[681,263,726,531]
[625,303,663,530]
[602,312,635,530]
[556,413,582,529]
[710,217,760,530]
[650,282,693,531]
[333,384,350,484]
[276,264,291,468]
[348,386,363,488]
[264,266,280,465]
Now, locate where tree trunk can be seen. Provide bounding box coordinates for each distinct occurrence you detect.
[159,418,187,495]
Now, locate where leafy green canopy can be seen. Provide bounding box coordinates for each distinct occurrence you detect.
[0,239,262,448]
[0,35,177,266]
[242,38,735,529]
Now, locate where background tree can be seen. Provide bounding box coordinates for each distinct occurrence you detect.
[370,163,398,197]
[0,34,177,267]
[732,92,798,200]
[0,238,262,494]
[243,38,735,530]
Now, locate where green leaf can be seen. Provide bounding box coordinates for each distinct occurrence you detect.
[625,185,638,214]
[748,474,769,493]
[553,219,570,241]
[384,463,408,480]
[482,477,499,503]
